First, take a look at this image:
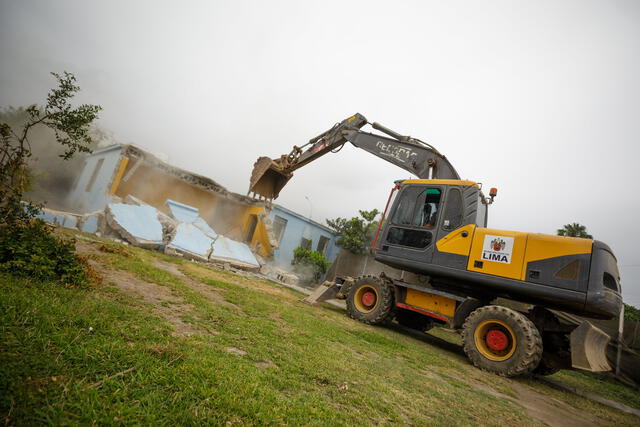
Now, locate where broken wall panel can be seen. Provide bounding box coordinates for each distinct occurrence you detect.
[166,199,217,237]
[167,223,215,261]
[106,203,164,248]
[211,236,260,269]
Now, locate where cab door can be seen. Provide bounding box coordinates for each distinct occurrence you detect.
[380,185,442,264]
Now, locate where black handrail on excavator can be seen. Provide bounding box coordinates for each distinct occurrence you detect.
[248,113,460,200]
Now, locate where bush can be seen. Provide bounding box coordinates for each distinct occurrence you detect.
[292,247,331,281]
[0,220,93,287]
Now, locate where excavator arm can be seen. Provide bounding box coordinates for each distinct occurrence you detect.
[248,113,460,200]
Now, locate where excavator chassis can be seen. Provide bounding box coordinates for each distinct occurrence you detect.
[304,277,612,374]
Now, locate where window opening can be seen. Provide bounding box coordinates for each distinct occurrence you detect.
[317,236,329,254]
[273,215,288,244]
[245,214,258,243]
[300,238,312,250]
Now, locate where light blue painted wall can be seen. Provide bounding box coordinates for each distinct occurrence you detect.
[268,204,339,270]
[67,145,123,213]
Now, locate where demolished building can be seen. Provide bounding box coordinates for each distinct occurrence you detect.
[58,144,338,278]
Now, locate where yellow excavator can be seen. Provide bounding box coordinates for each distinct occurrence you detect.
[249,113,623,377]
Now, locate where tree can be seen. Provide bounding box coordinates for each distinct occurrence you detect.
[326,209,380,255]
[0,72,101,286]
[556,223,592,239]
[1,71,102,226]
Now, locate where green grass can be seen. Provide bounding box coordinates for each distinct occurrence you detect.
[1,235,638,425]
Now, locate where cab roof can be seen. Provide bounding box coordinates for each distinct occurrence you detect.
[402,179,479,187]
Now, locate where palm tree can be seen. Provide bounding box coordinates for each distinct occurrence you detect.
[557,223,592,239]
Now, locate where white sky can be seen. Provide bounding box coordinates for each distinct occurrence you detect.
[1,0,639,305]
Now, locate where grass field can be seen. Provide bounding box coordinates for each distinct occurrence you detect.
[1,232,638,425]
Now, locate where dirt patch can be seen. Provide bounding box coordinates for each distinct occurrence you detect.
[75,239,102,257]
[181,263,297,300]
[256,360,276,369]
[442,368,602,426]
[153,260,242,312]
[226,347,247,356]
[85,256,212,337]
[153,259,186,277]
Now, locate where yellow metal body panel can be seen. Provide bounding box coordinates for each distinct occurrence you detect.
[519,234,592,280]
[402,179,478,187]
[109,157,129,195]
[405,289,456,317]
[522,234,592,263]
[436,224,476,256]
[467,228,528,280]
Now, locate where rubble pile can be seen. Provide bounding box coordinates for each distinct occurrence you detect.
[34,200,293,277]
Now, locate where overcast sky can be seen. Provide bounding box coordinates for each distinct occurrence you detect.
[1,1,639,305]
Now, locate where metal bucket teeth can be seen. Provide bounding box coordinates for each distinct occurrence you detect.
[248,157,292,200]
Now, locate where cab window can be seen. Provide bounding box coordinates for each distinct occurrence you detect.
[386,187,441,249]
[391,187,441,229]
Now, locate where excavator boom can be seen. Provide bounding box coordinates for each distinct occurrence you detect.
[248,113,459,199]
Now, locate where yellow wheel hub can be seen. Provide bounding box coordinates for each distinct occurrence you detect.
[353,285,379,313]
[473,319,517,361]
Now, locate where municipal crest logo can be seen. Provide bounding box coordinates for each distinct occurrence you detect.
[491,238,506,252]
[481,235,514,264]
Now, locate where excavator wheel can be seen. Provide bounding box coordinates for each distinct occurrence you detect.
[396,309,434,332]
[462,305,542,377]
[346,276,394,325]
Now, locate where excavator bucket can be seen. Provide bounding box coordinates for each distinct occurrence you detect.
[248,157,292,200]
[570,321,611,372]
[303,281,341,305]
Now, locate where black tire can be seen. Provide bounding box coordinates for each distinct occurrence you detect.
[462,305,542,377]
[396,309,434,332]
[346,275,394,325]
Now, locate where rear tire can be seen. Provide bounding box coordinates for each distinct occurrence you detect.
[346,276,394,325]
[462,305,542,377]
[396,309,434,332]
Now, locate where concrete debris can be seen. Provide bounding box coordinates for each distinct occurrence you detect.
[167,222,215,262]
[166,199,216,237]
[259,264,300,286]
[36,208,81,229]
[165,199,259,269]
[80,211,105,234]
[34,200,268,275]
[105,203,164,248]
[211,235,260,269]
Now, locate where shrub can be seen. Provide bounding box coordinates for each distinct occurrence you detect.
[0,220,94,287]
[292,247,331,281]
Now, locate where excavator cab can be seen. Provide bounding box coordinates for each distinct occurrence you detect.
[373,179,485,269]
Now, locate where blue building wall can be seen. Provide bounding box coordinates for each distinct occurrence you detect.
[67,145,123,213]
[268,204,339,270]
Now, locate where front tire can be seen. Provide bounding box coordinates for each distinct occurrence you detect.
[462,305,542,377]
[346,276,394,325]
